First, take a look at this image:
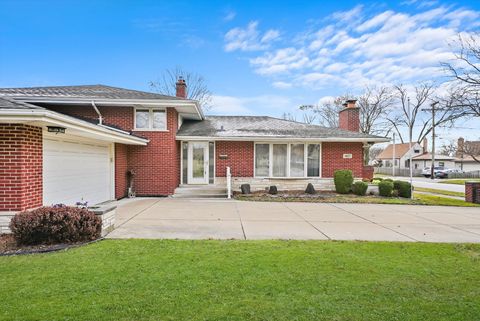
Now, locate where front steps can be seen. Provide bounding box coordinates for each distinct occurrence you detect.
[173,185,228,199]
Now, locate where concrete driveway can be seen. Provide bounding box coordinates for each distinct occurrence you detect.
[107,198,480,243]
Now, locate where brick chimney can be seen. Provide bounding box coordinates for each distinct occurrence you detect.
[422,137,428,153]
[175,76,187,98]
[338,99,360,132]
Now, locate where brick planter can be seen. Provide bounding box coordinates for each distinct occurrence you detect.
[465,182,480,204]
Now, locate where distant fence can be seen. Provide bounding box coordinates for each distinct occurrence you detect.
[448,170,480,179]
[374,167,423,177]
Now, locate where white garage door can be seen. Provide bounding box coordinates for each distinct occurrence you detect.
[43,137,113,206]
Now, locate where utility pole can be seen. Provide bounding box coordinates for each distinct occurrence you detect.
[421,101,440,180]
[392,132,396,177]
[430,102,438,180]
[408,97,413,198]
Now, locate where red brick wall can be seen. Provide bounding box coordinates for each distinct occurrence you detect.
[465,182,480,203]
[322,142,364,178]
[114,143,128,199]
[127,108,180,195]
[339,107,360,132]
[215,141,254,177]
[362,165,374,180]
[48,105,180,196]
[0,124,43,211]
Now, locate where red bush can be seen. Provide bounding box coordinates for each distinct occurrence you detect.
[10,205,101,245]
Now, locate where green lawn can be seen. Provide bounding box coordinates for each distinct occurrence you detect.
[439,179,480,185]
[415,187,465,198]
[1,240,480,321]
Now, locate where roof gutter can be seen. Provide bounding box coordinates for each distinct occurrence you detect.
[0,109,149,145]
[176,136,390,143]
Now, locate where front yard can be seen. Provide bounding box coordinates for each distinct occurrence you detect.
[1,240,479,321]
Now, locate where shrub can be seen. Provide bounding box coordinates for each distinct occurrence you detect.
[394,180,412,198]
[383,178,393,183]
[378,181,394,197]
[10,205,101,245]
[334,170,354,194]
[352,181,368,196]
[374,177,383,181]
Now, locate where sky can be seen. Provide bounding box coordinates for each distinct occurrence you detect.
[0,0,479,146]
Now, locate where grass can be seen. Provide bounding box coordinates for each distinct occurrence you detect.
[439,179,480,185]
[235,192,480,207]
[1,239,479,321]
[415,187,465,198]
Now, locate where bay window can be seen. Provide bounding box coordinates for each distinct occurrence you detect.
[135,108,166,130]
[254,143,321,178]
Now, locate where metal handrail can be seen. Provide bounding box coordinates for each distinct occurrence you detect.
[226,166,232,199]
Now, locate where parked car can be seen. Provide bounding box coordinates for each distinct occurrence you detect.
[422,166,444,178]
[435,168,464,179]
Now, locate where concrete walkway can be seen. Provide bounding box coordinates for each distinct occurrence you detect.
[107,198,480,243]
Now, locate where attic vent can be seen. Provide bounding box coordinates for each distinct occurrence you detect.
[220,125,225,131]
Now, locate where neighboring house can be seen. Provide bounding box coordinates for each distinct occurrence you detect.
[411,153,457,170]
[0,81,388,212]
[376,139,427,169]
[456,138,480,172]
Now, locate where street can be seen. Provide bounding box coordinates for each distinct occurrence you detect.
[386,176,465,193]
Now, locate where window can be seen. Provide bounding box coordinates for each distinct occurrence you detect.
[414,149,420,153]
[273,144,288,177]
[290,144,305,177]
[254,143,321,178]
[438,161,445,167]
[307,144,320,177]
[255,144,270,177]
[135,108,166,130]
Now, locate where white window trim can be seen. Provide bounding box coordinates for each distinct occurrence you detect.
[254,142,322,178]
[133,107,168,131]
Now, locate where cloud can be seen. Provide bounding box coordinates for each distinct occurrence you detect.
[223,10,236,22]
[210,94,293,115]
[225,4,480,91]
[224,21,280,52]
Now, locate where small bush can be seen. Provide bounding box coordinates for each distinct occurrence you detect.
[334,170,354,194]
[378,181,394,197]
[10,205,101,245]
[394,180,412,198]
[374,177,383,181]
[352,181,368,196]
[383,178,393,183]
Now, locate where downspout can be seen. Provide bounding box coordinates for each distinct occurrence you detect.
[91,100,103,125]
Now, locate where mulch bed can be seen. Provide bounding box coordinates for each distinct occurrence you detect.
[0,234,101,256]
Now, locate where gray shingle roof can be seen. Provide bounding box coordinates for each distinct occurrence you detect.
[0,97,45,110]
[0,84,181,100]
[177,116,387,140]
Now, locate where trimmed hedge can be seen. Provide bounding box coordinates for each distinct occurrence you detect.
[352,181,368,196]
[394,180,412,198]
[383,178,394,183]
[378,181,394,197]
[334,170,354,194]
[10,205,101,245]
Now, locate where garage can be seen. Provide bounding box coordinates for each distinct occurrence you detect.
[43,134,114,206]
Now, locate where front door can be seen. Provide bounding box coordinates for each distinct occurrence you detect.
[188,142,209,184]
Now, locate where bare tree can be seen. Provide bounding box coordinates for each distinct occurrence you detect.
[357,86,395,136]
[299,96,349,128]
[386,83,461,144]
[458,138,480,163]
[369,146,384,163]
[442,33,480,117]
[439,140,457,156]
[149,66,213,111]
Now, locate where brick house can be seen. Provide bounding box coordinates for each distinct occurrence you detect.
[0,81,388,212]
